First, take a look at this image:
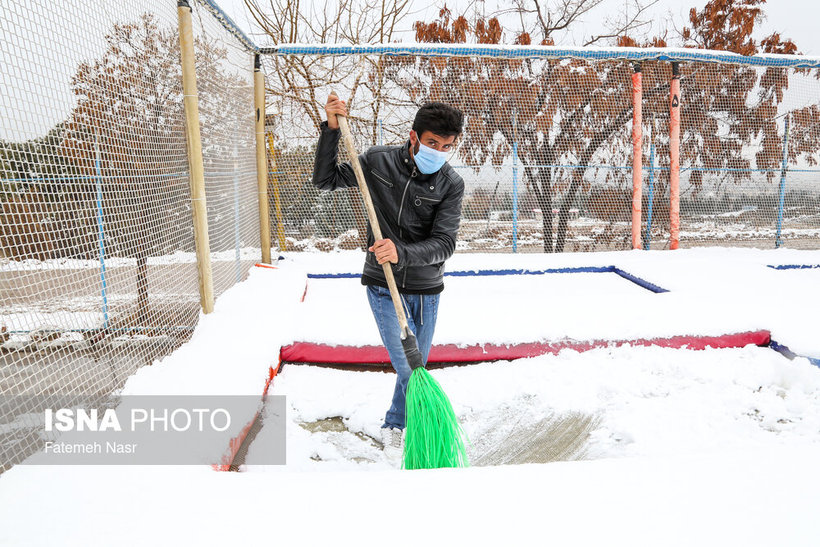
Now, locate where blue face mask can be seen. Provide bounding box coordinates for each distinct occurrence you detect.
[413,141,448,174]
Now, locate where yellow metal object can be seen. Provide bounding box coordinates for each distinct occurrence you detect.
[266,131,287,251]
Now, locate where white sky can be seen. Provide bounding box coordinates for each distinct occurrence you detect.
[220,0,820,55]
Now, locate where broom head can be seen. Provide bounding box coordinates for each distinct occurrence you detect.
[403,366,469,470]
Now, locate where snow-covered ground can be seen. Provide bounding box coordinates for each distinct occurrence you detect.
[290,247,820,355]
[1,248,820,546]
[0,247,262,272]
[252,344,820,470]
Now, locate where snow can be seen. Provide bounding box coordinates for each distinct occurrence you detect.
[287,247,820,354]
[1,247,820,546]
[297,271,679,345]
[249,344,820,474]
[120,264,305,397]
[0,247,263,272]
[1,446,820,546]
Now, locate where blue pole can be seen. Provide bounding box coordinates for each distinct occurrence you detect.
[95,132,109,329]
[512,141,519,253]
[511,108,519,252]
[645,142,655,250]
[776,115,790,249]
[233,142,241,283]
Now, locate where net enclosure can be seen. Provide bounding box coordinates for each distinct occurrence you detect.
[0,0,259,472]
[261,43,820,254]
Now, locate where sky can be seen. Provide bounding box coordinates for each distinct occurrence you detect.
[218,0,820,55]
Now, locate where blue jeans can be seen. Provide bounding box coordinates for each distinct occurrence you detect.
[366,285,439,430]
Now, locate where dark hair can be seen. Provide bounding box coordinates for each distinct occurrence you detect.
[412,102,464,137]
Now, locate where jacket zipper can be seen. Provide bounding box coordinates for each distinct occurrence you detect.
[414,195,439,206]
[397,166,416,289]
[372,170,393,187]
[397,169,415,229]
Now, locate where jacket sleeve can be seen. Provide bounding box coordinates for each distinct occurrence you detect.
[395,173,464,267]
[312,121,361,191]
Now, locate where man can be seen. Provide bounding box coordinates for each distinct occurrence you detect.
[312,95,465,463]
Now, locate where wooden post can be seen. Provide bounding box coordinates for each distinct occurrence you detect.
[255,54,272,263]
[669,62,681,250]
[330,93,408,335]
[631,63,643,250]
[177,0,214,314]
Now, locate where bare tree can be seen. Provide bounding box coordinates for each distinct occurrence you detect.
[245,0,409,138]
[245,0,411,247]
[62,13,247,325]
[491,0,659,46]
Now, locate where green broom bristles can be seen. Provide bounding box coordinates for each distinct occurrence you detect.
[403,367,469,470]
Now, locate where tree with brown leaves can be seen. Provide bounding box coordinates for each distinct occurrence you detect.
[385,0,819,252]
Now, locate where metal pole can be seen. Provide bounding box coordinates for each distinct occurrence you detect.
[776,114,791,249]
[512,108,519,253]
[254,54,272,263]
[669,62,681,250]
[233,140,241,283]
[645,142,656,250]
[265,122,287,252]
[177,0,214,314]
[95,130,109,329]
[631,63,643,250]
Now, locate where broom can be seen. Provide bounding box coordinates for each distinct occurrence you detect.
[330,93,469,469]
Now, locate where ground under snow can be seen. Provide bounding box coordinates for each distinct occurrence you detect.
[1,248,820,546]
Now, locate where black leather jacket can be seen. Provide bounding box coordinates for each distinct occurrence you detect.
[312,121,464,293]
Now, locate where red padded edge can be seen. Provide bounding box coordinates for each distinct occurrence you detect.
[280,330,771,364]
[212,360,281,472]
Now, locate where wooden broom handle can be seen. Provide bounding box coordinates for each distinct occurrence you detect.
[329,93,410,335]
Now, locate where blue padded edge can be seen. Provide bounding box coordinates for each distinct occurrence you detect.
[307,267,610,279]
[770,339,820,368]
[611,267,670,293]
[308,273,361,279]
[307,266,669,293]
[767,264,820,270]
[266,44,820,69]
[444,267,611,276]
[196,0,259,52]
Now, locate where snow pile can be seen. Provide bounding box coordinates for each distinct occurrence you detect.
[245,344,820,472]
[119,264,304,396]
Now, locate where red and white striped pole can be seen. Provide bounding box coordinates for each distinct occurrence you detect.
[631,63,643,250]
[669,62,681,250]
